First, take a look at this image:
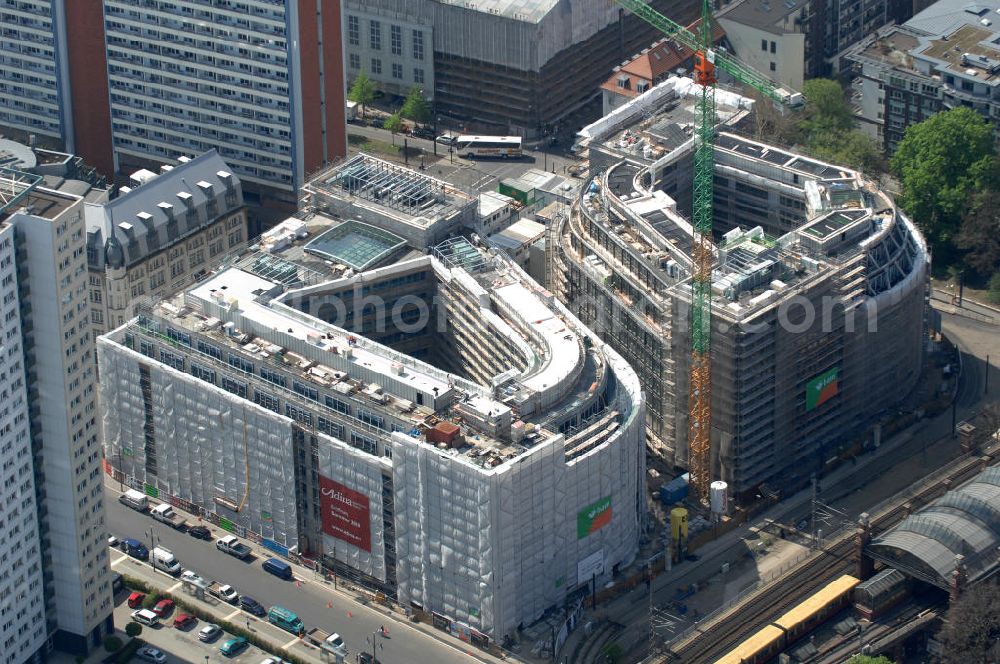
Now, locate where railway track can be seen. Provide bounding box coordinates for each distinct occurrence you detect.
[658,444,997,664]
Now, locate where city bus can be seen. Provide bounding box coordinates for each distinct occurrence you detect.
[267,605,304,635]
[454,135,523,158]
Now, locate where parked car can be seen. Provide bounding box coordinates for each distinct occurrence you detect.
[188,525,212,540]
[136,646,167,664]
[239,596,266,617]
[198,623,222,642]
[130,609,160,627]
[121,538,149,561]
[411,127,435,140]
[357,653,382,664]
[261,557,293,580]
[216,535,252,560]
[107,534,120,548]
[152,598,174,617]
[180,570,206,587]
[221,636,249,657]
[127,592,146,609]
[436,133,458,146]
[173,613,196,629]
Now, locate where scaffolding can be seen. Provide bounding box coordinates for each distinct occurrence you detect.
[321,154,448,214]
[433,236,488,274]
[0,167,42,215]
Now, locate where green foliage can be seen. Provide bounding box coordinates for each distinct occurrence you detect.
[400,87,431,124]
[956,189,1000,278]
[103,635,123,652]
[937,576,1000,663]
[116,638,145,664]
[793,78,884,175]
[125,622,143,638]
[383,113,404,144]
[891,107,996,262]
[988,272,1000,305]
[141,592,161,609]
[347,72,376,118]
[847,656,894,664]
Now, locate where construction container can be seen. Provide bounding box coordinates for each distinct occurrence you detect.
[659,473,689,505]
[426,421,462,447]
[710,481,728,516]
[670,507,688,542]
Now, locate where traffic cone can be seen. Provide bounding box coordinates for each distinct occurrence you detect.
[327,601,333,609]
[347,611,353,618]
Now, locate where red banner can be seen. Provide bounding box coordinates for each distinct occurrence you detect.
[319,476,371,552]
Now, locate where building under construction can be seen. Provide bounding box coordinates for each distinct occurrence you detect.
[550,77,929,501]
[98,226,645,640]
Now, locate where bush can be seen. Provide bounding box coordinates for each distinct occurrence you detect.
[122,576,152,594]
[125,622,143,638]
[141,592,161,609]
[116,638,145,664]
[988,272,1000,305]
[103,635,123,652]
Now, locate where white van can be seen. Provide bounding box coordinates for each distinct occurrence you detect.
[131,609,160,627]
[152,547,181,575]
[119,489,149,512]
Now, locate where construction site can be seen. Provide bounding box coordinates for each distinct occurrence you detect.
[550,74,929,503]
[97,221,645,643]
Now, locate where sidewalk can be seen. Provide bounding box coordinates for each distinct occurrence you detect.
[103,480,508,664]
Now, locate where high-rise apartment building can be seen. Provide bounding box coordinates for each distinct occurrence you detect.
[0,1,346,206]
[0,168,114,659]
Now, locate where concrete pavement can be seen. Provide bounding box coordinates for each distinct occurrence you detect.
[103,484,505,664]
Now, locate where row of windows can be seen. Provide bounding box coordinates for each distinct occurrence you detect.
[348,53,424,84]
[346,16,424,61]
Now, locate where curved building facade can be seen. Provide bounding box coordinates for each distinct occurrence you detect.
[551,77,928,500]
[98,233,644,640]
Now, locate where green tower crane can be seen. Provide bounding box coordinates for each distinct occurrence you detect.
[615,0,803,505]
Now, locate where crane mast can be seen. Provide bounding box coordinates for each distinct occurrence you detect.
[614,0,802,505]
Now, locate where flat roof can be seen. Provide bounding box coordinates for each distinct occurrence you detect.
[303,220,406,271]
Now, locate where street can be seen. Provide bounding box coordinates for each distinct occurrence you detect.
[104,486,497,664]
[347,123,579,196]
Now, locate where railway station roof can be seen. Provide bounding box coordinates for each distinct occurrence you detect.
[868,466,1000,589]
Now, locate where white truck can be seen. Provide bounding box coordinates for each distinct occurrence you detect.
[119,489,149,512]
[150,503,188,530]
[207,581,239,603]
[346,101,358,123]
[216,535,252,560]
[305,628,347,657]
[152,547,181,575]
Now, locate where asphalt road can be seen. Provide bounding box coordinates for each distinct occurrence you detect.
[347,123,579,196]
[104,488,488,664]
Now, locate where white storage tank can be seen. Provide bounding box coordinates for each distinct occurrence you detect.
[710,481,728,516]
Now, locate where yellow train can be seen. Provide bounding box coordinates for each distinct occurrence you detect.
[715,574,860,664]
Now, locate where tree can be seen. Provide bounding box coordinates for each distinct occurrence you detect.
[399,86,431,124]
[937,576,1000,664]
[891,107,997,263]
[989,272,1000,305]
[125,622,143,638]
[793,79,885,175]
[800,78,855,136]
[347,72,376,120]
[956,189,1000,278]
[847,656,894,664]
[103,635,123,652]
[383,112,403,145]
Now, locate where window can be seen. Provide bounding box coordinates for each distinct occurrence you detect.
[253,389,280,413]
[761,39,768,51]
[227,353,254,373]
[159,349,185,371]
[165,328,191,346]
[197,340,222,360]
[347,15,359,45]
[358,409,385,430]
[369,20,381,50]
[412,30,424,60]
[260,366,287,387]
[221,375,248,398]
[350,431,378,455]
[770,41,776,54]
[190,363,216,383]
[392,63,402,79]
[285,404,313,426]
[770,62,776,72]
[414,67,424,84]
[324,396,351,416]
[391,24,402,55]
[371,58,382,75]
[349,53,360,70]
[291,381,319,401]
[317,416,345,439]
